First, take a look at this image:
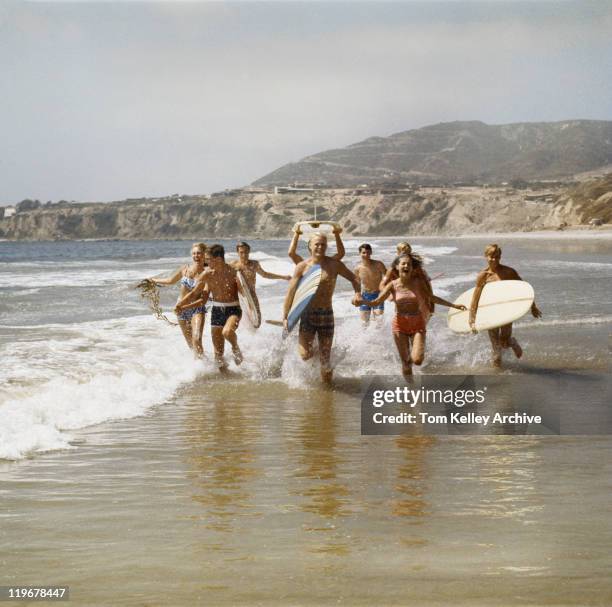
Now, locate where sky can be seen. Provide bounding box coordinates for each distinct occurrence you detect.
[1,1,611,204]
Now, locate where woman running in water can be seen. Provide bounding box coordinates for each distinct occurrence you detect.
[358,253,466,378]
[147,242,209,357]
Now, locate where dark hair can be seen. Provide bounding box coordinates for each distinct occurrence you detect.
[236,241,251,251]
[359,243,372,252]
[396,253,423,270]
[209,244,225,259]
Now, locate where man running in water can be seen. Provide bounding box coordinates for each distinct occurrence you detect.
[284,233,361,385]
[354,243,387,324]
[470,244,542,368]
[231,241,291,289]
[176,244,244,369]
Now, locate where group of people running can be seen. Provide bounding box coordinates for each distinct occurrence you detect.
[146,225,541,383]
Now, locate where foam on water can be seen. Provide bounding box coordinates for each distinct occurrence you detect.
[0,316,210,460]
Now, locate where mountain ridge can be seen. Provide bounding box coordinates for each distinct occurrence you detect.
[253,119,612,186]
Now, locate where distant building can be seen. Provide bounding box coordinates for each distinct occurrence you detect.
[3,206,16,218]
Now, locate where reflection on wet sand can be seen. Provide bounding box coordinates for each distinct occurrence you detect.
[287,389,353,556]
[392,435,434,521]
[185,392,261,535]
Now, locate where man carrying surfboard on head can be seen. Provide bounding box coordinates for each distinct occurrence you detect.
[354,243,387,325]
[283,233,361,385]
[469,244,542,368]
[175,244,245,370]
[288,223,345,264]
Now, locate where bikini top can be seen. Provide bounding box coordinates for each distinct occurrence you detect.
[180,269,197,290]
[392,279,419,306]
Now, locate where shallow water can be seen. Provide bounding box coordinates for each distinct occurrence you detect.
[1,236,611,604]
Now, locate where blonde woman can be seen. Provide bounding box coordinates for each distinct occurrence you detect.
[148,242,209,357]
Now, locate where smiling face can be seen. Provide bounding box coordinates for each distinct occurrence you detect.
[191,246,205,264]
[398,256,413,277]
[309,234,328,260]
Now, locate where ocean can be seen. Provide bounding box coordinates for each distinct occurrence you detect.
[1,235,611,605]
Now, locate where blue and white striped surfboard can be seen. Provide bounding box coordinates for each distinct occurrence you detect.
[286,264,322,333]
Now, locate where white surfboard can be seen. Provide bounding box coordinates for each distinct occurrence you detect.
[237,270,261,329]
[293,221,341,242]
[286,264,322,332]
[448,280,535,334]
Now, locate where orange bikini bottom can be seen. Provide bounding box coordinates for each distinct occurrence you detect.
[392,313,427,336]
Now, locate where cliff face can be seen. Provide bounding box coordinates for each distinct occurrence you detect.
[2,178,609,241]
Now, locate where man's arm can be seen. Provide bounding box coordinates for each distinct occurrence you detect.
[283,263,307,328]
[255,261,291,281]
[331,226,345,261]
[176,282,210,311]
[507,267,542,318]
[469,270,489,331]
[335,260,362,306]
[356,282,394,307]
[288,229,304,265]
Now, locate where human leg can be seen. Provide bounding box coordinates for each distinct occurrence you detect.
[410,331,426,366]
[178,319,194,351]
[488,328,502,367]
[393,331,413,378]
[222,314,242,365]
[191,312,205,357]
[500,323,522,358]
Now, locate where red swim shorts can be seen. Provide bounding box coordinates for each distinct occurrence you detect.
[392,313,426,336]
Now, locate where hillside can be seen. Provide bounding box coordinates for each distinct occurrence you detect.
[1,175,610,241]
[254,120,612,187]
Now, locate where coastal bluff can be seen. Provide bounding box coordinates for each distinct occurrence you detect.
[1,175,610,241]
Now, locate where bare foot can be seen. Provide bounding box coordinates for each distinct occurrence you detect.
[492,356,502,368]
[321,368,333,386]
[509,338,523,359]
[215,355,228,372]
[232,347,243,366]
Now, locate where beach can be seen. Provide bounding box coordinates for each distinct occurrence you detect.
[1,235,611,605]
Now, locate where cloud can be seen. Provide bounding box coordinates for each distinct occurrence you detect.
[1,1,611,201]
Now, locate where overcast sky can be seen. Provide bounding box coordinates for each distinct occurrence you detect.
[1,0,611,203]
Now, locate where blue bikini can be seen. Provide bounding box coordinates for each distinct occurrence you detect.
[177,274,206,321]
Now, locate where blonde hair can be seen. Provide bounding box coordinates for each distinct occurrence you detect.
[484,244,502,257]
[396,241,412,255]
[192,242,207,253]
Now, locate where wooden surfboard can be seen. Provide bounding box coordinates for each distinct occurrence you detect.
[237,270,261,329]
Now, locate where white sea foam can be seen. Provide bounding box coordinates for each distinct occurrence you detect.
[0,316,208,460]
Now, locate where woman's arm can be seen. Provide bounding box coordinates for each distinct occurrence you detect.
[379,267,396,291]
[432,294,466,311]
[469,271,489,330]
[150,266,184,286]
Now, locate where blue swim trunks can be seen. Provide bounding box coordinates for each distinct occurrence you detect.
[360,291,384,312]
[177,305,207,322]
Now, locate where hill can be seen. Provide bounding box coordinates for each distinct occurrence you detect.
[253,120,612,186]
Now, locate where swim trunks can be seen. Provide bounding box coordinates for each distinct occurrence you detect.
[299,307,335,339]
[211,302,242,327]
[392,313,426,336]
[360,290,384,312]
[177,305,206,322]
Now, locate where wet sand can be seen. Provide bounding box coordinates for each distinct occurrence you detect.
[2,377,612,606]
